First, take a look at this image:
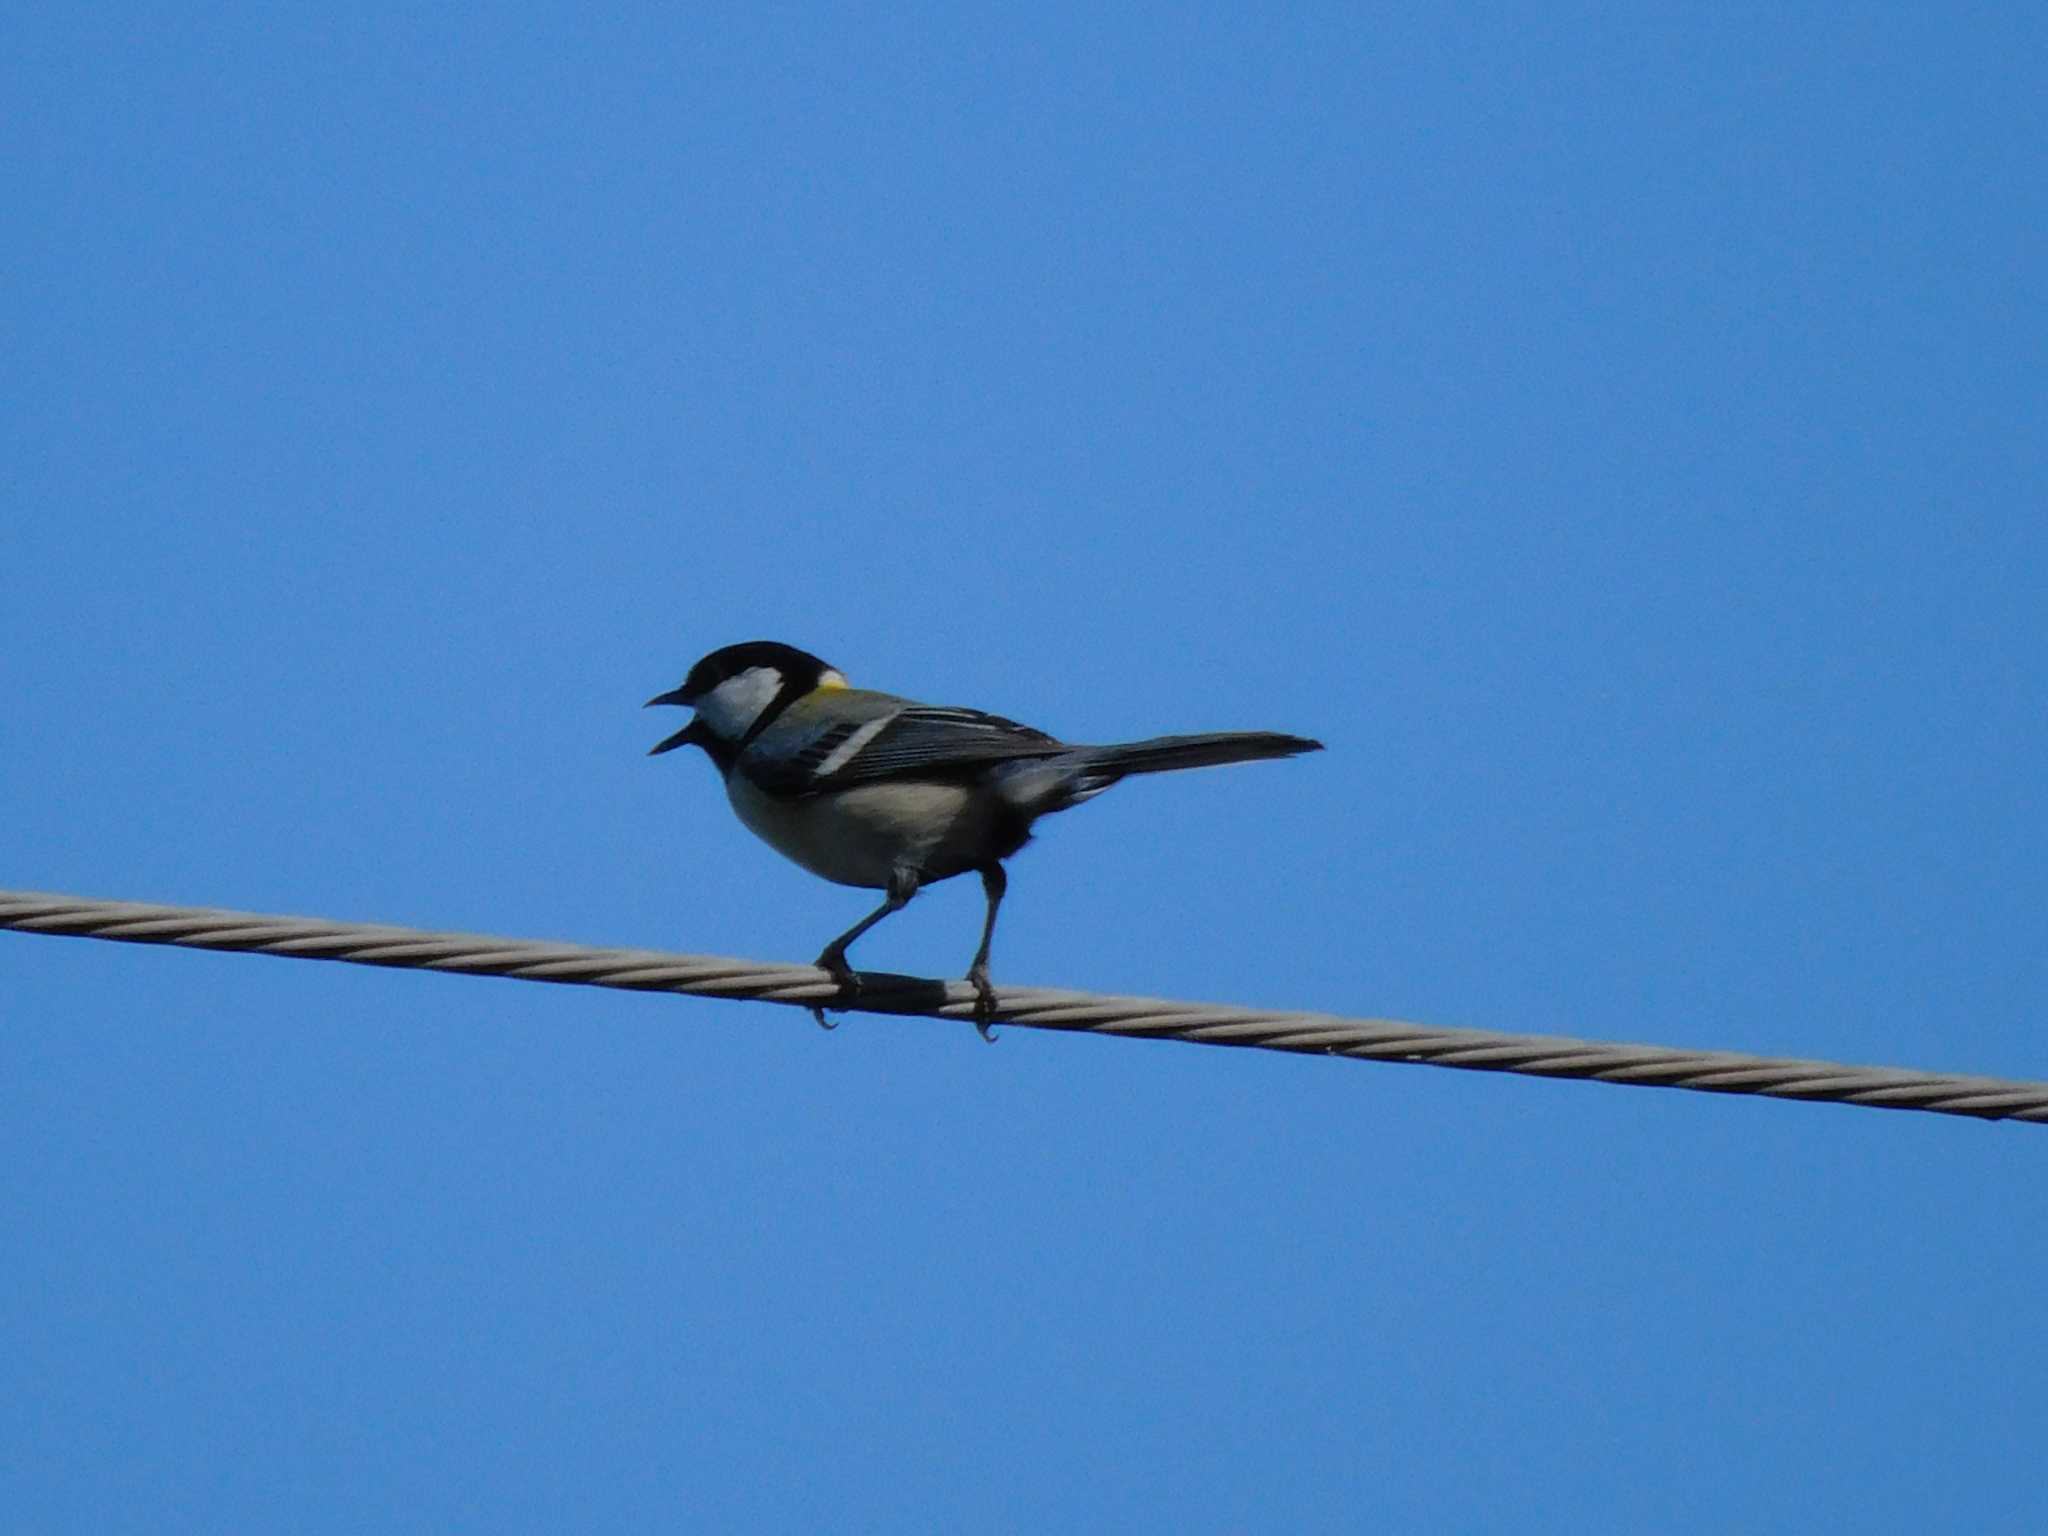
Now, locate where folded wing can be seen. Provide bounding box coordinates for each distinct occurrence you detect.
[746,704,1071,798]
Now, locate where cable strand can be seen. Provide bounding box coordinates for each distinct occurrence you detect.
[3,887,2041,1125]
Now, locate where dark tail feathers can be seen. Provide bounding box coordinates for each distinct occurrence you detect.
[1081,731,1323,777]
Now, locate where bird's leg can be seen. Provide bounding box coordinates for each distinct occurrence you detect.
[965,862,1007,1041]
[810,866,920,1028]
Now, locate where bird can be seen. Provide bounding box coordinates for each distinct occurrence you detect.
[646,641,1322,1033]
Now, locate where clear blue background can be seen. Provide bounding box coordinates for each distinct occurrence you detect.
[5,4,2044,1530]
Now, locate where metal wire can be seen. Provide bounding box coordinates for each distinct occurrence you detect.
[4,886,2043,1125]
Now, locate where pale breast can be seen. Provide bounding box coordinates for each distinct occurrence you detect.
[725,774,991,889]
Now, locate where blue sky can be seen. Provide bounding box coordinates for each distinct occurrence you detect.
[5,3,2044,1529]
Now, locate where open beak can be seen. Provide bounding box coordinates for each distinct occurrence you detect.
[647,718,705,756]
[645,688,705,756]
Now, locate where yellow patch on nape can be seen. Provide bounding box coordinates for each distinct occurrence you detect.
[816,669,851,690]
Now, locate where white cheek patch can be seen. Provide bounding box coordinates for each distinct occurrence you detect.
[695,666,785,739]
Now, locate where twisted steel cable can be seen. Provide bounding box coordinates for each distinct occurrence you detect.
[4,887,2043,1125]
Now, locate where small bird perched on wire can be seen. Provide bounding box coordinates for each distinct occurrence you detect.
[647,641,1322,1033]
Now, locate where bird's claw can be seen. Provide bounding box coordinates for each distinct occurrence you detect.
[968,964,999,1043]
[812,951,860,1031]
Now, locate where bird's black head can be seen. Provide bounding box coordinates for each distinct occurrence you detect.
[645,641,847,762]
[672,642,839,706]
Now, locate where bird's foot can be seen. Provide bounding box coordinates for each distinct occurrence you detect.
[811,948,860,1031]
[967,963,999,1043]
